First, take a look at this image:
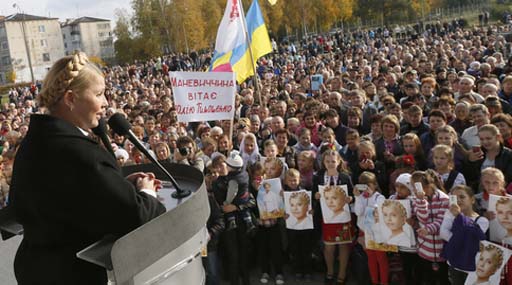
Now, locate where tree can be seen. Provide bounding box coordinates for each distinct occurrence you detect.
[314,0,341,32]
[338,0,355,23]
[201,0,223,47]
[113,8,135,63]
[131,0,164,58]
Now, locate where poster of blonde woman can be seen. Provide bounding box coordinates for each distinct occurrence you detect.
[379,200,416,247]
[363,206,398,252]
[284,190,314,230]
[465,241,512,285]
[489,194,512,245]
[257,178,285,219]
[319,185,351,224]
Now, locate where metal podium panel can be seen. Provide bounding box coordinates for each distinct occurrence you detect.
[133,227,206,285]
[108,163,209,285]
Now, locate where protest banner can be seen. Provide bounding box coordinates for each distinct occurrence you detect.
[169,72,236,123]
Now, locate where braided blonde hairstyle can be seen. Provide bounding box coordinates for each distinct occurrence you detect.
[38,51,103,111]
[478,242,504,273]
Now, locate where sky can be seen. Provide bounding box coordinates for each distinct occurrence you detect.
[0,0,132,23]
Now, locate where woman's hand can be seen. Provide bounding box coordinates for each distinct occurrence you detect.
[449,204,461,217]
[383,151,395,162]
[359,159,375,170]
[315,192,321,200]
[468,149,484,162]
[126,172,152,185]
[222,204,237,213]
[127,172,161,192]
[417,227,428,237]
[353,188,361,197]
[484,210,496,221]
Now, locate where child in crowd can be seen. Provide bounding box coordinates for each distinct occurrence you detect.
[390,173,419,284]
[411,170,450,285]
[320,127,342,152]
[340,128,361,173]
[257,154,285,285]
[476,168,512,284]
[475,167,507,216]
[313,150,354,285]
[434,125,467,172]
[354,171,388,285]
[431,144,466,191]
[440,185,488,285]
[353,140,388,194]
[402,133,428,171]
[203,165,225,285]
[297,150,315,190]
[211,152,255,233]
[294,128,318,154]
[240,133,260,167]
[283,169,314,282]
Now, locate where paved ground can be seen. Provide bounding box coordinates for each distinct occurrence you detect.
[1,236,358,285]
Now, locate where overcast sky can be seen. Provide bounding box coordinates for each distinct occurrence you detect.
[0,0,132,23]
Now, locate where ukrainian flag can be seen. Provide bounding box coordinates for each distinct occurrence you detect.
[211,0,272,84]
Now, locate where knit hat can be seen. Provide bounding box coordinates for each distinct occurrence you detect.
[115,149,129,160]
[395,173,412,191]
[225,150,243,169]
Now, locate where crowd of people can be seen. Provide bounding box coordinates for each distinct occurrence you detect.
[4,18,512,285]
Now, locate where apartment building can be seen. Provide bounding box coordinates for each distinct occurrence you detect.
[61,17,114,61]
[0,13,65,84]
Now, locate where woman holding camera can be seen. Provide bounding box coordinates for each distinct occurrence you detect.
[173,136,205,172]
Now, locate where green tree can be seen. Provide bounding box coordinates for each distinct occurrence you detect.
[113,8,135,63]
[201,0,223,47]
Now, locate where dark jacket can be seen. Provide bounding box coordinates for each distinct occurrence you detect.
[206,191,225,251]
[213,169,254,220]
[400,121,430,137]
[463,144,512,190]
[10,115,166,284]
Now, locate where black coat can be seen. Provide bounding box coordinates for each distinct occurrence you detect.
[10,115,166,284]
[463,144,512,191]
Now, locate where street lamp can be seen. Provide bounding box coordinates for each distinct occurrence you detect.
[13,3,34,83]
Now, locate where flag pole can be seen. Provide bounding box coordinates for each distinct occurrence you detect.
[238,0,262,105]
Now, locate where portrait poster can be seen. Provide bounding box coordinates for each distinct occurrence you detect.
[379,199,416,247]
[319,185,351,224]
[465,241,512,285]
[257,178,285,219]
[284,190,314,230]
[489,194,512,245]
[363,206,398,252]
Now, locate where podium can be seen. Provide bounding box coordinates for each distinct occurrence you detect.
[76,162,210,285]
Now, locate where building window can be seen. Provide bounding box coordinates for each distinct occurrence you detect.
[64,43,67,48]
[38,25,45,33]
[100,40,112,47]
[1,56,10,65]
[63,34,66,39]
[40,39,47,47]
[0,41,7,50]
[97,23,110,29]
[42,53,50,62]
[98,32,105,37]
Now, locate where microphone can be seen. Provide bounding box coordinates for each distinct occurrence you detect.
[91,118,115,159]
[108,113,190,199]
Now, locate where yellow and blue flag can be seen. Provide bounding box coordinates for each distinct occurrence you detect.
[210,0,272,84]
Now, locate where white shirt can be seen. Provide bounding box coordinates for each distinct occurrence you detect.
[461,125,480,148]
